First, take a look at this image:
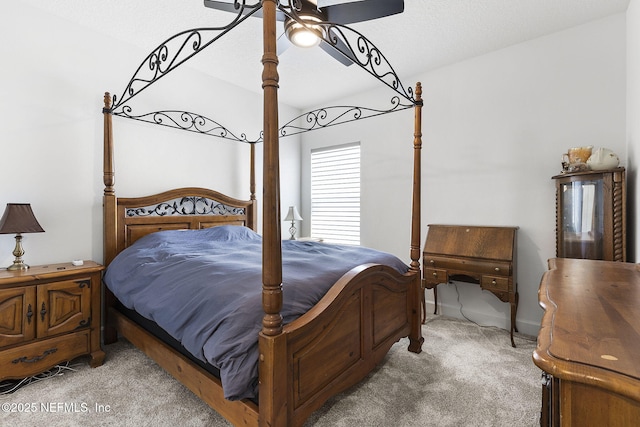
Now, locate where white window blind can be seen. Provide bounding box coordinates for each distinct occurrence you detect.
[310,143,360,245]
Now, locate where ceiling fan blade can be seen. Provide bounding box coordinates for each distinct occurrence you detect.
[318,36,355,67]
[277,33,293,56]
[203,0,245,13]
[203,0,286,21]
[322,0,404,25]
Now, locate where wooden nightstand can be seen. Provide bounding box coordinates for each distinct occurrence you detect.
[0,261,105,381]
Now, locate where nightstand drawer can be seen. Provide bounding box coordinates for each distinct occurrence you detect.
[481,276,509,292]
[3,330,90,380]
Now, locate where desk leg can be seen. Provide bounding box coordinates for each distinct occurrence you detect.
[421,282,426,324]
[422,283,438,323]
[510,290,519,347]
[433,285,438,315]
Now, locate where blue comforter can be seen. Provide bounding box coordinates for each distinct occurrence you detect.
[103,225,408,400]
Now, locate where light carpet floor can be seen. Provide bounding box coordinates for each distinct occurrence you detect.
[0,315,540,426]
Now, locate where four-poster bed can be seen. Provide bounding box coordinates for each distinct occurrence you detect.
[101,1,424,425]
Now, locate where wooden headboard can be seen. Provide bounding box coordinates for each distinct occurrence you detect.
[104,187,257,266]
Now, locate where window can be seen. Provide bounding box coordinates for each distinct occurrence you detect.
[310,143,360,245]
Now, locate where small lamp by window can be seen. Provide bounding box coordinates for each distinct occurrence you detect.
[284,206,303,240]
[0,203,45,271]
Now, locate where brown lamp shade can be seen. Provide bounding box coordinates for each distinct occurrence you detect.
[0,203,45,234]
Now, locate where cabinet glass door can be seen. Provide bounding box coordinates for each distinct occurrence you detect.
[560,179,604,259]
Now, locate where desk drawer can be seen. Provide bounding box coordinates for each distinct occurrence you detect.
[424,254,511,276]
[424,268,447,285]
[481,276,509,292]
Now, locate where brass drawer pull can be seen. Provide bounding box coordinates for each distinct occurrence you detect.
[491,279,497,285]
[494,267,500,272]
[432,272,438,277]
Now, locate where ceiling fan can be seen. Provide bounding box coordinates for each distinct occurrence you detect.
[203,0,404,65]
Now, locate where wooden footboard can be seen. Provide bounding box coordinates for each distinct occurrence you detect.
[259,264,422,426]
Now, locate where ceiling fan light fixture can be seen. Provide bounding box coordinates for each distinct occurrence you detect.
[285,16,323,48]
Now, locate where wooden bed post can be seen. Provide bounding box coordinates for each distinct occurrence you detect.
[259,1,287,426]
[103,92,119,344]
[259,0,283,339]
[103,92,117,266]
[410,83,422,275]
[408,83,424,352]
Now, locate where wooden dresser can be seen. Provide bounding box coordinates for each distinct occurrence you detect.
[423,224,518,346]
[534,258,640,426]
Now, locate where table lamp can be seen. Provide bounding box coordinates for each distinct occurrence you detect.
[0,203,45,270]
[284,206,303,240]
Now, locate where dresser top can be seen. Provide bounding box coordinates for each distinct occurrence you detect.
[534,258,640,400]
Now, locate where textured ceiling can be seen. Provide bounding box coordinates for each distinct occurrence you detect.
[24,0,630,109]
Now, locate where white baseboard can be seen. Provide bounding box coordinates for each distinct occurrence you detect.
[423,301,541,339]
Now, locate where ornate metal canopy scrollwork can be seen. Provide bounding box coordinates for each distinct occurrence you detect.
[111,1,261,111]
[318,23,415,102]
[114,108,256,143]
[279,96,414,137]
[106,0,419,142]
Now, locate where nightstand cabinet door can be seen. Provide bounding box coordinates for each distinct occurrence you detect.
[0,287,37,347]
[36,278,92,338]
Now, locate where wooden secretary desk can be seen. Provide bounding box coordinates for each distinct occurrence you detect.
[422,225,518,347]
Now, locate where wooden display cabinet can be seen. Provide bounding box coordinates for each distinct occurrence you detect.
[0,261,104,381]
[552,167,626,262]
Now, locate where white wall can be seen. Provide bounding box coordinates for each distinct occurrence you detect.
[0,3,301,268]
[301,14,627,337]
[628,0,640,262]
[2,4,630,338]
